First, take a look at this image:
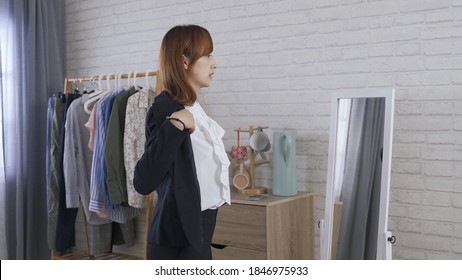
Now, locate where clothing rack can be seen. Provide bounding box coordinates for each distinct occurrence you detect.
[52,71,158,260]
[63,71,160,94]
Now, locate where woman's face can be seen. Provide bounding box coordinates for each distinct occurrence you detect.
[187,54,216,93]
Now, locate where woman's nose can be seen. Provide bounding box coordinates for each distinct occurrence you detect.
[211,58,216,69]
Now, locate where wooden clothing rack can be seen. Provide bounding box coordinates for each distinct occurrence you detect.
[63,71,160,94]
[52,71,158,260]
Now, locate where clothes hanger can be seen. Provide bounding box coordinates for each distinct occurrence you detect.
[114,72,119,89]
[117,72,123,89]
[80,79,91,94]
[84,73,113,114]
[133,70,139,90]
[85,76,97,94]
[114,72,119,90]
[143,70,153,94]
[88,74,105,98]
[73,80,80,94]
[145,70,152,91]
[127,72,132,88]
[84,74,105,113]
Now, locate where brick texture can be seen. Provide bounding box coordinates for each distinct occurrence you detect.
[65,0,462,260]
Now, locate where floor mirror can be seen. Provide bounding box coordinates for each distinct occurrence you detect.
[320,88,395,260]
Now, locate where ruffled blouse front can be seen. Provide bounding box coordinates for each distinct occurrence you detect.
[186,102,230,210]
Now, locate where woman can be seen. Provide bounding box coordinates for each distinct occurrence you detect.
[134,25,230,260]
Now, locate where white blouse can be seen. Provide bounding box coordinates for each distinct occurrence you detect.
[186,102,230,211]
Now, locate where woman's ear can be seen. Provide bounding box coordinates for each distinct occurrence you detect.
[182,55,189,70]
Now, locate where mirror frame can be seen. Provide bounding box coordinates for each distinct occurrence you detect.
[321,88,395,260]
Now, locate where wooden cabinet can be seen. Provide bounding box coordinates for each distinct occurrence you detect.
[212,191,314,260]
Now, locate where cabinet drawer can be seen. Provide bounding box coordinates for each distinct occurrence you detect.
[212,246,267,260]
[213,203,266,251]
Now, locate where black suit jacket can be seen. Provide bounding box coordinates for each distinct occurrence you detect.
[134,91,202,250]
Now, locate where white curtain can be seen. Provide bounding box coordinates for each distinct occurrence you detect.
[0,0,64,259]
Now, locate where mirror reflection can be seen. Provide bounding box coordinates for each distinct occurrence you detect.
[322,89,395,260]
[334,98,384,259]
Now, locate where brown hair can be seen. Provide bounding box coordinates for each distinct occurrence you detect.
[158,25,213,105]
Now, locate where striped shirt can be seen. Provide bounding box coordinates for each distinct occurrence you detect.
[89,89,141,223]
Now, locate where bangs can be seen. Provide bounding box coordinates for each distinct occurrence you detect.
[195,29,213,57]
[184,26,213,59]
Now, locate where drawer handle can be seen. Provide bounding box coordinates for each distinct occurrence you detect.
[211,243,227,250]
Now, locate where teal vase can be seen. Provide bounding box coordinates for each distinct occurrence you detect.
[272,131,297,196]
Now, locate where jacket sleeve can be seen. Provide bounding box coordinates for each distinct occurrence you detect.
[133,104,189,195]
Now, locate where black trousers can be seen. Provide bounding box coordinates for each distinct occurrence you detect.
[146,208,218,260]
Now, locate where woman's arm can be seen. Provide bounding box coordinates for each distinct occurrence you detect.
[133,105,189,195]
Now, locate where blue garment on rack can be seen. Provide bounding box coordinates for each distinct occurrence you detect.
[89,89,141,225]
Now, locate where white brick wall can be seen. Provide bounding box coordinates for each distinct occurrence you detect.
[65,0,462,259]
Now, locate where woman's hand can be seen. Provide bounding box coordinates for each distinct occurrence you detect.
[170,109,195,133]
